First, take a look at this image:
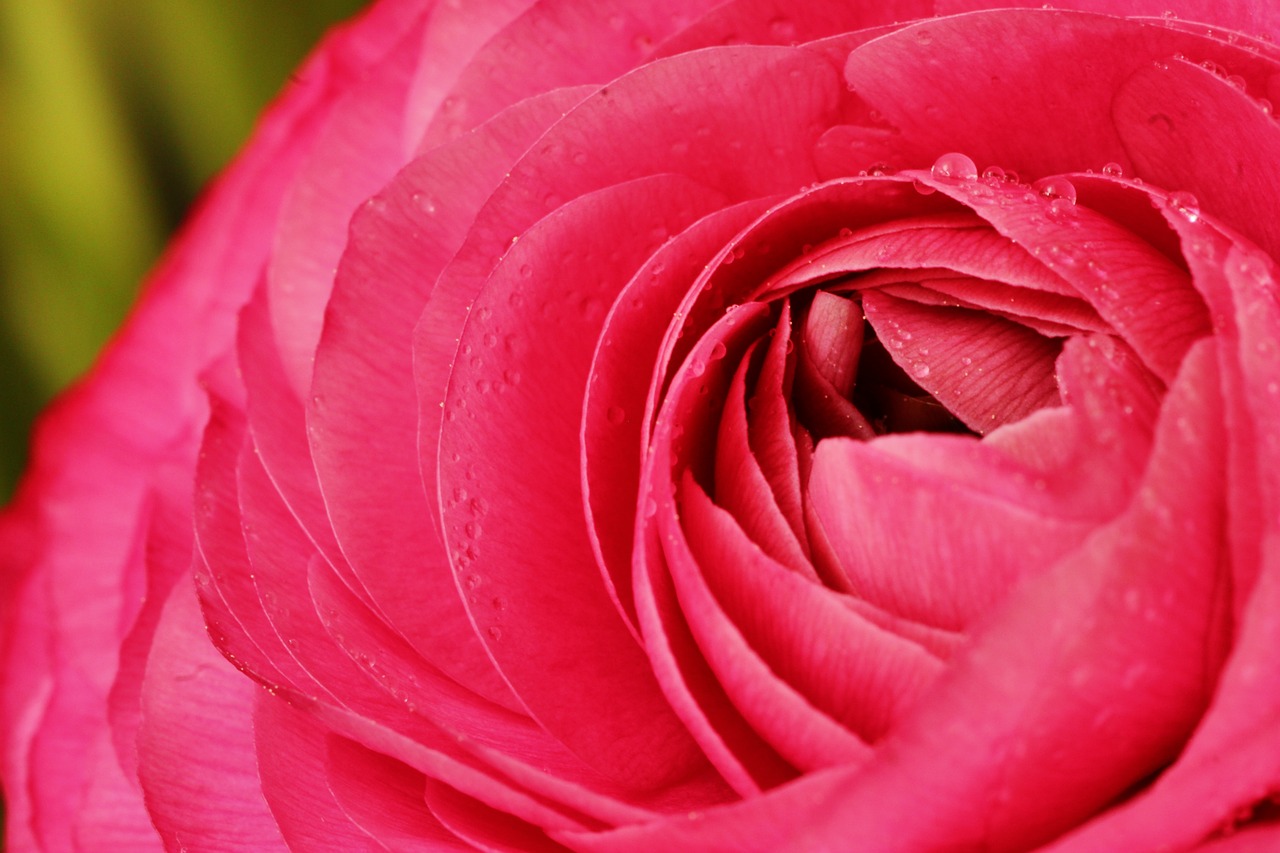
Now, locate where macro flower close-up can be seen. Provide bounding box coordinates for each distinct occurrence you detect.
[3,0,1280,850]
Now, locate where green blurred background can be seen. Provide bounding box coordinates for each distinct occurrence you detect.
[0,0,368,504]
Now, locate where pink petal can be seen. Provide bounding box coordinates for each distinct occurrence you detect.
[253,698,378,850]
[652,0,932,57]
[768,212,1077,298]
[326,736,467,850]
[1114,56,1280,265]
[267,6,428,396]
[935,1,1280,43]
[681,475,945,743]
[661,474,873,771]
[919,170,1209,382]
[404,0,538,149]
[437,175,726,790]
[742,302,810,549]
[312,87,592,711]
[633,303,796,795]
[809,429,1102,631]
[862,290,1063,433]
[715,341,815,577]
[416,0,727,148]
[423,779,570,852]
[584,199,776,630]
[136,581,288,851]
[844,9,1278,179]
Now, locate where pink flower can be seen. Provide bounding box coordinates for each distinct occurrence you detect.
[5,1,1280,849]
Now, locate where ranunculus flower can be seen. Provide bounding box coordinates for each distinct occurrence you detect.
[6,0,1280,849]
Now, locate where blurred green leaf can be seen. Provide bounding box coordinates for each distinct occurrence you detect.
[0,0,367,502]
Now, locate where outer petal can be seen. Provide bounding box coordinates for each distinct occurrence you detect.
[136,580,287,851]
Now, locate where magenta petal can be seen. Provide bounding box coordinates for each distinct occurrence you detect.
[681,475,944,743]
[1044,535,1280,851]
[423,778,569,852]
[266,9,427,395]
[863,290,1063,432]
[809,431,1100,630]
[438,175,727,790]
[769,213,1077,297]
[192,395,301,693]
[254,698,376,850]
[1114,57,1280,263]
[845,9,1278,178]
[237,285,357,597]
[715,341,815,577]
[310,91,592,711]
[744,302,809,549]
[808,339,1229,850]
[137,581,287,851]
[404,0,537,148]
[917,174,1208,382]
[653,0,932,57]
[661,474,872,772]
[633,303,796,795]
[326,737,467,850]
[418,0,727,147]
[584,199,774,630]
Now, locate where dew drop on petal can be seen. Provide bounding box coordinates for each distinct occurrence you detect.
[606,405,627,425]
[931,152,979,182]
[1166,190,1200,222]
[912,362,931,379]
[1101,162,1125,177]
[1032,176,1077,204]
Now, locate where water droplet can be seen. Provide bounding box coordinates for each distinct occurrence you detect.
[1101,162,1124,177]
[1166,190,1200,222]
[413,192,438,214]
[912,363,931,379]
[469,497,489,517]
[486,626,504,642]
[491,596,507,612]
[981,165,1007,183]
[606,405,627,425]
[465,573,482,591]
[931,152,978,181]
[769,16,798,42]
[912,179,937,196]
[644,497,658,518]
[709,341,727,361]
[1032,176,1077,204]
[503,369,521,386]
